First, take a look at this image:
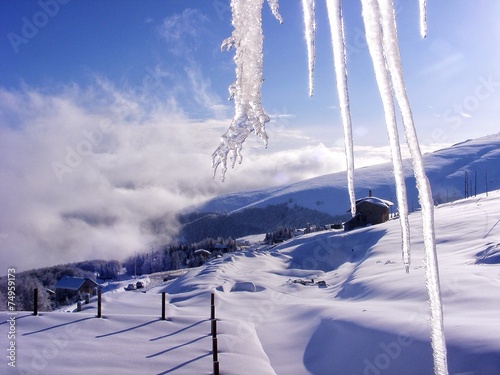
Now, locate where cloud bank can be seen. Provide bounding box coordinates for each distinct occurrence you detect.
[0,80,231,271]
[0,80,296,270]
[0,77,444,272]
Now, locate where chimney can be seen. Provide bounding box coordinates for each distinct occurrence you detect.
[369,189,372,197]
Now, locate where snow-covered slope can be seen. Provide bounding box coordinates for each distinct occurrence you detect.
[3,190,499,374]
[197,134,500,216]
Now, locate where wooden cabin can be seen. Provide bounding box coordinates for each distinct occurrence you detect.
[55,276,99,302]
[344,196,393,231]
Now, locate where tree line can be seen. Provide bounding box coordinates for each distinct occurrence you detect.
[122,237,238,276]
[0,237,239,312]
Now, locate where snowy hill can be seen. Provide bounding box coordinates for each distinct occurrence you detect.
[197,134,500,216]
[3,190,500,374]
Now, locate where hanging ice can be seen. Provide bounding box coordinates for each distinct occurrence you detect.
[325,0,356,218]
[212,0,282,181]
[302,0,316,97]
[266,0,284,23]
[419,0,427,39]
[213,3,448,370]
[378,0,447,372]
[360,0,410,270]
[361,0,448,373]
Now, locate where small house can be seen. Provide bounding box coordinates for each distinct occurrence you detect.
[55,276,99,302]
[344,196,393,231]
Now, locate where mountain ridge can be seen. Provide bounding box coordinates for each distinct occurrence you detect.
[195,133,500,216]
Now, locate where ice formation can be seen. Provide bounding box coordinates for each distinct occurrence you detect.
[361,0,448,373]
[419,0,427,38]
[213,2,448,372]
[302,0,316,97]
[325,0,356,218]
[378,0,447,372]
[359,0,410,272]
[211,0,282,181]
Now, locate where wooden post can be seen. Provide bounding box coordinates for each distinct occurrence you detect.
[97,288,102,318]
[161,292,166,320]
[212,337,218,362]
[210,292,215,320]
[33,288,38,316]
[210,292,219,375]
[211,319,217,338]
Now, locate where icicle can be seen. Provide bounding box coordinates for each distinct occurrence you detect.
[326,0,356,218]
[419,0,427,39]
[377,0,448,373]
[302,0,316,97]
[359,0,410,271]
[266,0,284,23]
[212,0,281,181]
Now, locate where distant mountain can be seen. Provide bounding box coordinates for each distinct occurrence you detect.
[195,134,500,217]
[178,203,347,243]
[178,134,500,242]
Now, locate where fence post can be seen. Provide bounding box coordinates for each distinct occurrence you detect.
[33,288,38,316]
[211,319,217,338]
[212,336,218,362]
[211,292,219,374]
[161,292,166,320]
[97,288,102,318]
[211,292,215,321]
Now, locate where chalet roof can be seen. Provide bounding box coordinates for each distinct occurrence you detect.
[355,197,394,208]
[194,249,211,256]
[55,276,98,291]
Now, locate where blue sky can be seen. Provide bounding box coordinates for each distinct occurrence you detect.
[2,1,500,150]
[2,0,500,269]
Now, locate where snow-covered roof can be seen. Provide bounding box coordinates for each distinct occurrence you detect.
[194,249,211,256]
[55,276,98,291]
[355,196,394,208]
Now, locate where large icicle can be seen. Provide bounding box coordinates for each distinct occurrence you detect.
[212,0,282,181]
[377,0,448,373]
[326,0,356,218]
[302,0,316,97]
[359,0,411,271]
[419,0,427,39]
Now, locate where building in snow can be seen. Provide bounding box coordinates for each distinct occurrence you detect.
[54,276,99,302]
[344,195,394,231]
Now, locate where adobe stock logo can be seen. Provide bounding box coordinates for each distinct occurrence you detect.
[7,0,71,54]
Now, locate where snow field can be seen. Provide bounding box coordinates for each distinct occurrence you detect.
[2,191,500,374]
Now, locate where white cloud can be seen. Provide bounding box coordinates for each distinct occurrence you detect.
[0,80,345,270]
[159,9,209,56]
[184,63,230,120]
[1,77,446,271]
[0,84,225,271]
